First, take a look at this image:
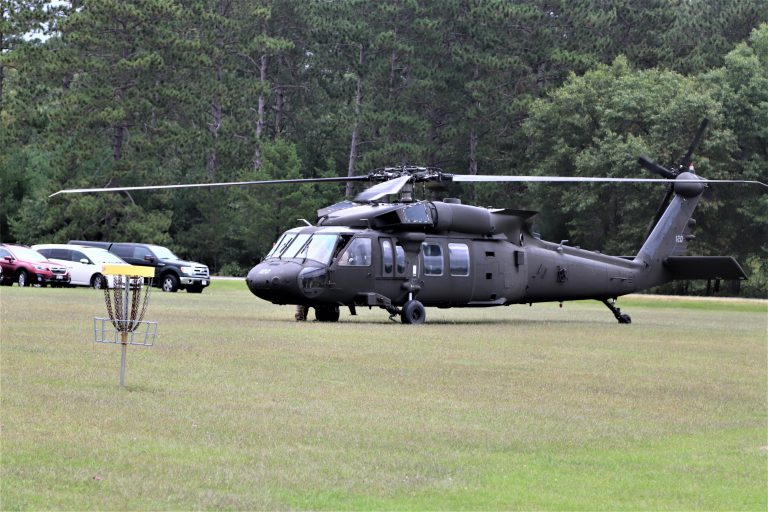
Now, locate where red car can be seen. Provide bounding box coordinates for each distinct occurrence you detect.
[0,244,71,287]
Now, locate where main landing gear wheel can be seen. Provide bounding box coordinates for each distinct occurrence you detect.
[400,300,426,325]
[315,305,340,322]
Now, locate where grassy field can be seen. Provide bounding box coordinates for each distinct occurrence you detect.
[1,280,766,510]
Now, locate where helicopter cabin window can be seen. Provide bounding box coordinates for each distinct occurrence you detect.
[395,245,406,275]
[339,238,371,266]
[448,243,470,276]
[381,239,394,276]
[421,242,443,276]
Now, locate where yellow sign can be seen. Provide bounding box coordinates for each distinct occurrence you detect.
[101,264,156,277]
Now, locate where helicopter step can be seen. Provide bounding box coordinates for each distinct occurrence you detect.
[601,298,631,324]
[355,291,393,309]
[355,292,426,325]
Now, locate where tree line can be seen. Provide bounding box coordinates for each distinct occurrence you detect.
[2,0,766,296]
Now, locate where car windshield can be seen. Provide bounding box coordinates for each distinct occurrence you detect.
[148,245,179,260]
[268,233,339,265]
[10,247,47,262]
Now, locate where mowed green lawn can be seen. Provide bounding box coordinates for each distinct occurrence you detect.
[1,281,766,510]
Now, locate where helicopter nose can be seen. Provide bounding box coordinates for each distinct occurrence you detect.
[246,261,303,302]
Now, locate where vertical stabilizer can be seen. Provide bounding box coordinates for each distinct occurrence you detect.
[633,172,705,286]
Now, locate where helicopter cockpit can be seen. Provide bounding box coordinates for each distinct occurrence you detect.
[265,229,371,267]
[248,227,377,303]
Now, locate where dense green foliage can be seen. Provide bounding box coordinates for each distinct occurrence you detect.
[2,1,766,294]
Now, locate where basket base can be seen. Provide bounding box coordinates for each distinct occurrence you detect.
[93,317,158,346]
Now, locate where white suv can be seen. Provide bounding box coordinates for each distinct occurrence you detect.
[32,244,128,289]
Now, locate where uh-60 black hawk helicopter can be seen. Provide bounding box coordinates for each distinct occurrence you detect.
[53,120,765,324]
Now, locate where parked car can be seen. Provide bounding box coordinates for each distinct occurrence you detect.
[0,244,71,287]
[70,241,210,293]
[32,244,128,289]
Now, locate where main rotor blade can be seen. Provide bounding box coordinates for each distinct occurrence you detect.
[49,176,368,197]
[354,175,412,202]
[450,175,767,187]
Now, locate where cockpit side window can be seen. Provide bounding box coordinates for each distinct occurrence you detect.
[338,238,371,267]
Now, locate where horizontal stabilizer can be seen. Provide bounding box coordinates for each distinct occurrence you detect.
[664,256,747,280]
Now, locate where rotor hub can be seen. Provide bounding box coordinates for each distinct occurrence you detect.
[673,171,705,198]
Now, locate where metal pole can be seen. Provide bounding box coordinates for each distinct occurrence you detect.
[119,278,129,387]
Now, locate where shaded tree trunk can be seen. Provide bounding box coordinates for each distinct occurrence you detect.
[207,62,222,179]
[254,54,268,170]
[346,44,364,197]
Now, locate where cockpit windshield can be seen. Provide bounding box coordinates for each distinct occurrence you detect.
[265,232,339,265]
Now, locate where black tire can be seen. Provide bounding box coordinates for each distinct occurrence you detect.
[400,300,426,325]
[17,270,29,287]
[91,273,107,289]
[160,274,179,292]
[186,284,204,294]
[314,305,340,322]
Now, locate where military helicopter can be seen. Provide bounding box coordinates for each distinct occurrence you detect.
[52,120,765,324]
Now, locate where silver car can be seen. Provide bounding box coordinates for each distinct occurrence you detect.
[32,244,128,288]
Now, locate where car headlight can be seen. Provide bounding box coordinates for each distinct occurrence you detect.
[180,266,193,275]
[34,265,47,271]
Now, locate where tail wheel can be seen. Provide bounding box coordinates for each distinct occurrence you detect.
[17,270,29,287]
[400,300,426,325]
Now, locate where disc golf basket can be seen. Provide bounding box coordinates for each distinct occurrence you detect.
[93,264,158,387]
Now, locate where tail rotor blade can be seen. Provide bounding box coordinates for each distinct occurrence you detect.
[637,156,676,179]
[679,118,709,169]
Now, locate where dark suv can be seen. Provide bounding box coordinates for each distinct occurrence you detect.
[0,244,71,287]
[70,241,210,293]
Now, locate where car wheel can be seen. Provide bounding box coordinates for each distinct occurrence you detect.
[17,270,29,287]
[91,274,106,289]
[161,274,179,292]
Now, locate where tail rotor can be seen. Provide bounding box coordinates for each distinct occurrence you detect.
[639,119,709,239]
